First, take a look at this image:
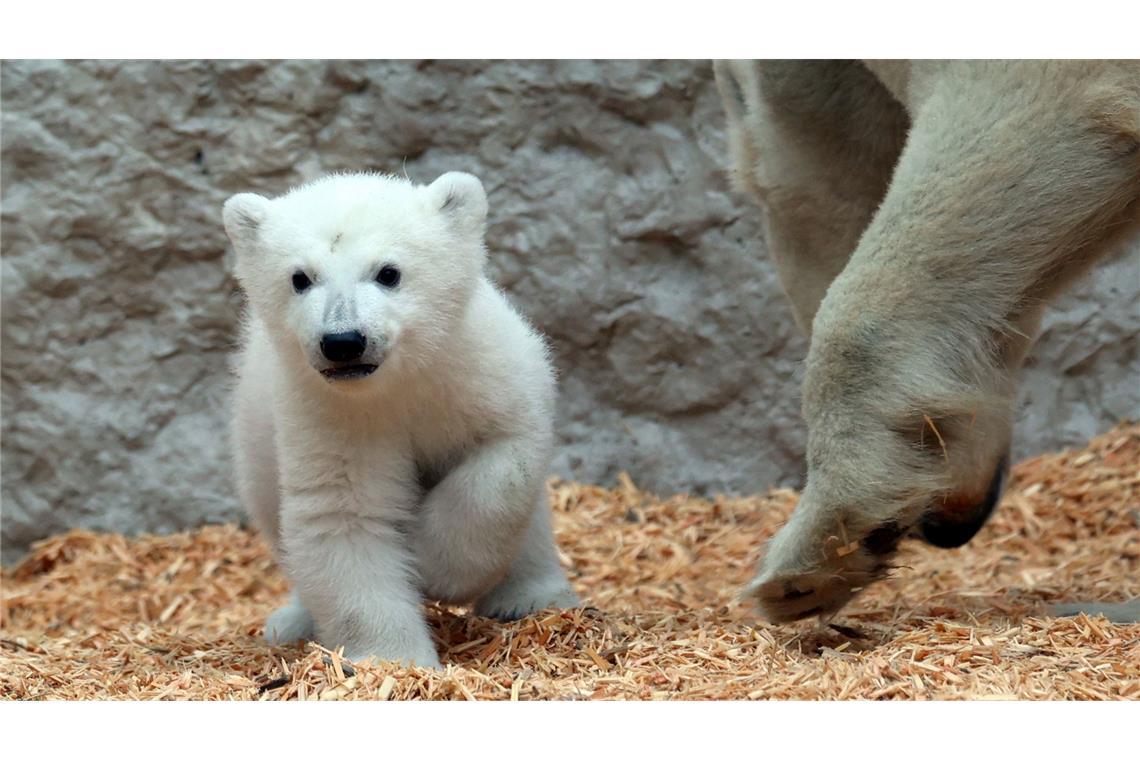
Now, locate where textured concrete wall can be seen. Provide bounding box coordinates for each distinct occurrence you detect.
[2,60,1137,559]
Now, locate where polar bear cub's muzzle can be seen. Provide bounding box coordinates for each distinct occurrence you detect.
[317,329,379,380]
[291,272,399,385]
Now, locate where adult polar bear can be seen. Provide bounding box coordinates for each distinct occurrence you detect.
[714,60,1140,623]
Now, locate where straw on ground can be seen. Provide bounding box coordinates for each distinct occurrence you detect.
[2,423,1137,699]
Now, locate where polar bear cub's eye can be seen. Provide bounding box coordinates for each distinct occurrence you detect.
[376,265,401,288]
[291,271,313,293]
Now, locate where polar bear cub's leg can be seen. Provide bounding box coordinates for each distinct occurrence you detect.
[283,492,442,669]
[474,499,580,620]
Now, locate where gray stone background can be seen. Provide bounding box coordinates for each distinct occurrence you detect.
[2,60,1137,560]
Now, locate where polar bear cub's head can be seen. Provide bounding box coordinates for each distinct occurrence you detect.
[224,172,488,387]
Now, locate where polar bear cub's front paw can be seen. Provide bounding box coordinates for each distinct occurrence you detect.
[344,640,443,671]
[263,594,315,646]
[475,574,581,622]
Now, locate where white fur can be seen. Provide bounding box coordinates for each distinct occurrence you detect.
[226,172,579,668]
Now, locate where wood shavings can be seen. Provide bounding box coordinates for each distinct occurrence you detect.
[2,423,1137,700]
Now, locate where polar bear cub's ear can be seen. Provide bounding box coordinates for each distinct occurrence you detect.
[223,193,272,250]
[428,172,488,235]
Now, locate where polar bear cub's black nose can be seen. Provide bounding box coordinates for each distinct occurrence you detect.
[320,331,367,363]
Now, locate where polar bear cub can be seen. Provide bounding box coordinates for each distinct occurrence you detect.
[224,172,579,668]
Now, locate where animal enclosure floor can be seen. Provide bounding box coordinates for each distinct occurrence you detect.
[2,424,1138,700]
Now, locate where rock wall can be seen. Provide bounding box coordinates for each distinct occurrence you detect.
[2,60,1137,558]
